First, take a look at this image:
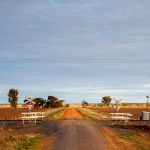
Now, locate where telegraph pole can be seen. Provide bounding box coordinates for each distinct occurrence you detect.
[146,96,149,109]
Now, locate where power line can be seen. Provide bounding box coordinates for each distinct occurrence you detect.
[0,59,150,62]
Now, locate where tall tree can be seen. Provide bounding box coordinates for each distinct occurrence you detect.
[8,88,19,110]
[45,96,58,108]
[102,96,112,106]
[45,96,65,108]
[33,98,46,109]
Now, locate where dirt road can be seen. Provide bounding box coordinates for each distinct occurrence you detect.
[59,108,83,119]
[40,108,107,150]
[52,120,107,150]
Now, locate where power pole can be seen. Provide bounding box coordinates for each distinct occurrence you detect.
[146,96,149,109]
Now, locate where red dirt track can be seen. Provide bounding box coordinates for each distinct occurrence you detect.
[59,108,83,119]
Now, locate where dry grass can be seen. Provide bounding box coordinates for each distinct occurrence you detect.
[119,131,150,150]
[0,134,42,150]
[45,108,66,120]
[76,108,107,120]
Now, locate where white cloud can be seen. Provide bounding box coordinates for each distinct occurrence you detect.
[143,84,150,87]
[0,84,148,95]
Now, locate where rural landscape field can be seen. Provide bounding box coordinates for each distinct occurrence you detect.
[0,104,149,150]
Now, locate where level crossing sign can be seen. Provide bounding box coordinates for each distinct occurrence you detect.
[113,99,122,113]
[26,104,34,110]
[24,97,35,111]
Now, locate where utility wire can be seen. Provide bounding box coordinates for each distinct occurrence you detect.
[0,59,150,62]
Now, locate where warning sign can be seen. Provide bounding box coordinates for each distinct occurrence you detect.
[26,104,34,110]
[24,97,35,111]
[113,99,122,113]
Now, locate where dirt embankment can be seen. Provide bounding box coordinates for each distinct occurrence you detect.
[98,126,136,150]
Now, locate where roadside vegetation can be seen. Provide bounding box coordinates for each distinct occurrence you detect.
[45,108,66,120]
[1,134,42,150]
[7,87,66,110]
[24,95,65,109]
[76,108,104,120]
[119,131,150,150]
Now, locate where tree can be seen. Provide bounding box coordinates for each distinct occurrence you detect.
[66,104,69,107]
[48,96,58,108]
[45,96,64,108]
[57,100,65,107]
[33,98,46,109]
[8,88,19,110]
[81,101,88,108]
[102,96,112,106]
[44,100,51,108]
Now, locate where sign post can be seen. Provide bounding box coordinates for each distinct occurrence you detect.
[24,97,35,111]
[113,98,122,113]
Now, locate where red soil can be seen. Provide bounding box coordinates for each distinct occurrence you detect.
[59,108,83,119]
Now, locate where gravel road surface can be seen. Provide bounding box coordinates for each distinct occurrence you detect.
[40,108,107,150]
[52,120,107,150]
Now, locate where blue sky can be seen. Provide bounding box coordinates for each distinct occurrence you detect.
[0,0,150,103]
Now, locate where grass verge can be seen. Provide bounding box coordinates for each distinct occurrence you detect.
[76,108,103,120]
[119,132,150,150]
[1,135,42,150]
[45,108,66,120]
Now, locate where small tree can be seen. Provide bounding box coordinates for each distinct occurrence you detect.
[8,88,19,110]
[102,96,112,106]
[66,104,69,107]
[81,101,88,108]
